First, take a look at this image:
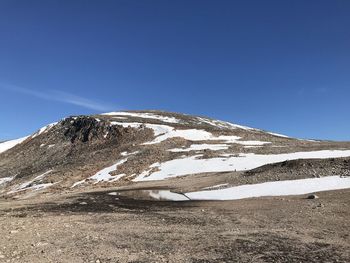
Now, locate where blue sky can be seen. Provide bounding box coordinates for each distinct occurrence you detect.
[0,0,349,141]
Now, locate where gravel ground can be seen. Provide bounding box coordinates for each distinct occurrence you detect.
[0,188,349,262]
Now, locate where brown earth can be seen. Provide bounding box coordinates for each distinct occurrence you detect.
[0,188,349,262]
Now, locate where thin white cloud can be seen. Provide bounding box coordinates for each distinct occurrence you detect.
[0,83,116,111]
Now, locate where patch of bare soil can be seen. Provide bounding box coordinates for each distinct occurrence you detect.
[0,188,349,262]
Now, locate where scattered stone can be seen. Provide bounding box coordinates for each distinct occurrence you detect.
[307,194,319,199]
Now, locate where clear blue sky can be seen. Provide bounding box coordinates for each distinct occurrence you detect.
[0,0,349,141]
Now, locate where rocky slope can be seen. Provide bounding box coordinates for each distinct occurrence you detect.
[1,110,350,199]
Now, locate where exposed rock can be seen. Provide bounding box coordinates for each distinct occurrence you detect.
[307,194,319,200]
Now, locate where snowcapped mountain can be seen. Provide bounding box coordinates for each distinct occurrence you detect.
[1,110,350,200]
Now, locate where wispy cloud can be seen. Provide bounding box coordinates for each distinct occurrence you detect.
[0,83,116,112]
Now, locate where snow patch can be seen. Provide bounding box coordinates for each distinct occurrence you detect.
[120,151,139,156]
[186,176,350,200]
[134,150,350,181]
[0,176,14,186]
[103,111,180,123]
[147,190,189,201]
[89,159,128,182]
[169,144,229,152]
[72,159,128,187]
[267,132,290,138]
[110,121,270,146]
[196,117,254,130]
[9,170,53,193]
[0,136,29,154]
[32,122,57,138]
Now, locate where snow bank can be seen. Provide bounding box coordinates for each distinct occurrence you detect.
[0,176,14,186]
[72,159,128,187]
[267,132,290,138]
[111,121,270,146]
[102,111,180,123]
[89,158,127,182]
[31,122,57,138]
[196,117,254,130]
[147,190,189,201]
[132,177,350,201]
[134,150,350,181]
[0,136,30,154]
[169,144,229,152]
[186,176,350,200]
[9,170,53,193]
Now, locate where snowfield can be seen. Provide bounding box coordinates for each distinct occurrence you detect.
[0,122,57,154]
[186,176,350,200]
[148,190,189,201]
[134,150,350,181]
[103,111,180,123]
[72,159,128,187]
[31,122,57,138]
[89,158,127,183]
[0,136,29,154]
[142,176,350,201]
[169,144,230,152]
[110,121,270,146]
[0,176,14,186]
[196,116,255,130]
[8,170,53,193]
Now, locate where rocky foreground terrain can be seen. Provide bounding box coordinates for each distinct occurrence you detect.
[0,110,350,262]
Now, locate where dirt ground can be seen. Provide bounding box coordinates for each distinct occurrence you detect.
[0,188,349,263]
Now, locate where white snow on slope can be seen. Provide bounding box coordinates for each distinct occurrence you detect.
[9,170,53,193]
[72,159,128,187]
[14,182,56,193]
[148,190,189,201]
[134,150,350,181]
[90,158,127,182]
[186,176,350,200]
[196,117,254,130]
[148,128,216,144]
[235,140,270,146]
[32,122,57,138]
[0,176,14,186]
[110,121,270,146]
[0,136,29,154]
[169,144,229,152]
[266,132,290,138]
[103,111,180,123]
[197,116,291,140]
[110,122,171,137]
[120,151,139,156]
[103,111,303,141]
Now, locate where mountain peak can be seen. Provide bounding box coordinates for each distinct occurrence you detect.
[0,110,350,199]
